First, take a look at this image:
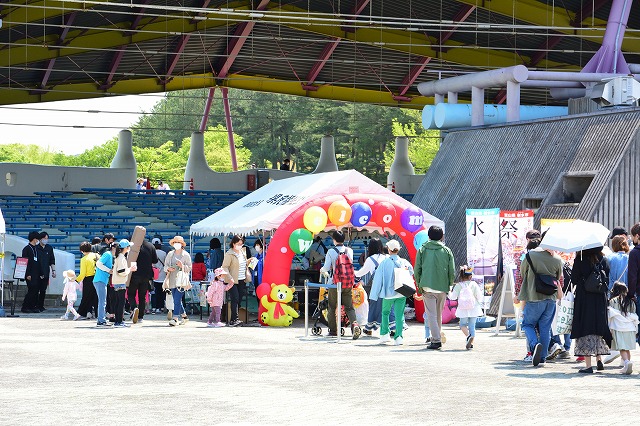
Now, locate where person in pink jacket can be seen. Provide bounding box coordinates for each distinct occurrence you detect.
[61,270,81,321]
[206,268,235,327]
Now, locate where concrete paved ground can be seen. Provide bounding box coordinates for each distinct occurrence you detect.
[0,310,637,425]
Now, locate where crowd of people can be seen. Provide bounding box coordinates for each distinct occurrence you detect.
[16,219,640,374]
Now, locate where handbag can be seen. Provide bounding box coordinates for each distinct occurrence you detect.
[526,253,558,296]
[584,262,607,294]
[393,262,416,297]
[552,288,575,335]
[165,291,174,310]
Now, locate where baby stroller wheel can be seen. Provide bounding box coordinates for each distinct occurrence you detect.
[340,327,345,336]
[312,327,321,336]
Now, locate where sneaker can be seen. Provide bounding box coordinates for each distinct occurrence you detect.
[96,322,112,327]
[425,337,432,344]
[327,331,337,337]
[132,308,139,324]
[73,314,81,321]
[427,342,442,350]
[169,318,179,327]
[596,360,604,371]
[85,314,92,320]
[60,315,67,320]
[440,332,447,344]
[124,311,131,317]
[206,322,215,328]
[547,343,562,360]
[558,350,571,359]
[352,324,362,340]
[215,322,226,327]
[604,351,620,365]
[394,336,404,346]
[466,335,474,350]
[379,334,391,344]
[625,361,633,375]
[532,343,542,366]
[178,319,186,326]
[363,329,372,336]
[230,319,242,327]
[523,353,533,362]
[114,322,129,328]
[579,366,594,374]
[151,309,157,315]
[137,318,144,323]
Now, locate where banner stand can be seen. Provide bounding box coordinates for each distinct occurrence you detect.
[493,268,519,337]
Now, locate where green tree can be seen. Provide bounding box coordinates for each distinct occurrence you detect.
[384,115,440,174]
[177,125,251,172]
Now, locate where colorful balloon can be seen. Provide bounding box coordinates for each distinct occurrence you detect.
[289,228,314,254]
[413,230,430,250]
[303,206,328,233]
[401,207,424,233]
[372,201,397,228]
[350,202,372,227]
[327,199,352,226]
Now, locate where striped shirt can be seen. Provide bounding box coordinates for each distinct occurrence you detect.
[237,252,247,280]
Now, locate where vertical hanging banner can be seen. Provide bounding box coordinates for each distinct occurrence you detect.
[500,210,535,268]
[466,208,500,276]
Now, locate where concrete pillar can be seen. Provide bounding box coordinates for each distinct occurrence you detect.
[110,130,137,188]
[312,135,339,173]
[184,131,214,189]
[471,86,485,126]
[506,80,521,122]
[387,136,414,192]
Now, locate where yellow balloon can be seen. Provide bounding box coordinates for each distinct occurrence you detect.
[327,200,352,226]
[303,206,328,233]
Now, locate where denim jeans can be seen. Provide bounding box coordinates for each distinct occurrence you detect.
[551,333,571,351]
[94,281,107,324]
[522,299,556,359]
[172,288,184,317]
[459,316,478,337]
[365,298,395,331]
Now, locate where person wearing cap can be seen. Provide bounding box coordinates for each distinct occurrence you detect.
[93,242,117,327]
[206,268,235,327]
[369,240,413,345]
[414,226,456,350]
[151,238,168,314]
[111,239,137,328]
[35,231,56,312]
[163,236,192,326]
[92,232,116,320]
[21,231,43,313]
[128,237,158,324]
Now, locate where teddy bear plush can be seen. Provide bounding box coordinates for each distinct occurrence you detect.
[260,283,300,327]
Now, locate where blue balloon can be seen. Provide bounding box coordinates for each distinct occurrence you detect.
[350,202,372,227]
[413,230,429,250]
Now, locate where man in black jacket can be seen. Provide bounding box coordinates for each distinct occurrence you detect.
[128,238,158,323]
[21,231,42,313]
[36,231,56,312]
[628,222,640,343]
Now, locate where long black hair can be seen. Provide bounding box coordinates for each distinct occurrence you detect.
[578,246,604,266]
[609,283,632,315]
[367,238,384,257]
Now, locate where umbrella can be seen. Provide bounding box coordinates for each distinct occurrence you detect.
[539,220,610,253]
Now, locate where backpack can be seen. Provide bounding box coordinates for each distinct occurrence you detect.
[458,282,476,311]
[332,247,355,289]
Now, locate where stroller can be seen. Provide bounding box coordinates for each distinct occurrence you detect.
[310,292,350,336]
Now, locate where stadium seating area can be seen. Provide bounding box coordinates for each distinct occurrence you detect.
[1,189,413,271]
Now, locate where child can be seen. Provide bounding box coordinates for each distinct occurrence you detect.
[608,283,639,375]
[449,266,483,350]
[61,270,81,321]
[206,268,235,327]
[192,252,207,282]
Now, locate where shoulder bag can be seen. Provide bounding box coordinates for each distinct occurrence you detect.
[525,253,558,296]
[584,261,607,294]
[393,259,416,297]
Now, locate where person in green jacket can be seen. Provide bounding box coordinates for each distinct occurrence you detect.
[414,226,456,350]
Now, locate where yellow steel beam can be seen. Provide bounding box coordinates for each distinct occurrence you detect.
[454,0,640,54]
[0,72,431,108]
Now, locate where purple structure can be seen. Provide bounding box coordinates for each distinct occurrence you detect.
[582,0,632,74]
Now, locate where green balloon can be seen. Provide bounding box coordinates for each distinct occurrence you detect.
[289,228,314,254]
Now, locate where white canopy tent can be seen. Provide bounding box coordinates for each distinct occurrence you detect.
[190,170,443,237]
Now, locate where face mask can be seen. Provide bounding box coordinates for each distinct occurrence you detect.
[173,243,182,250]
[255,246,263,254]
[40,238,48,245]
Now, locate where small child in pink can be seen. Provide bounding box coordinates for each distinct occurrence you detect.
[61,270,81,321]
[206,268,234,327]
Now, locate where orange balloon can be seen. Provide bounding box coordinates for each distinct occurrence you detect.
[327,200,352,226]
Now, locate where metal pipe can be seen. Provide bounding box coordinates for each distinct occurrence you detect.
[520,80,584,88]
[447,92,458,103]
[418,65,528,96]
[506,81,520,122]
[528,71,640,82]
[549,88,588,100]
[431,104,568,130]
[199,87,216,133]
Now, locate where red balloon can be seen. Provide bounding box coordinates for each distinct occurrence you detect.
[372,201,397,229]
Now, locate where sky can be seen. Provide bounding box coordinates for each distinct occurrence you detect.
[0,94,165,155]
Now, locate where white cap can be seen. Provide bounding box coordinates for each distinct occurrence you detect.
[151,238,161,245]
[386,240,401,252]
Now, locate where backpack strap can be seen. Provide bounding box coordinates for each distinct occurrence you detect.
[370,257,379,268]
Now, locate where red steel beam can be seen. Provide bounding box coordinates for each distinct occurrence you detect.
[570,0,609,27]
[303,0,371,90]
[159,34,191,84]
[32,12,77,93]
[439,5,476,53]
[393,56,431,101]
[216,0,271,79]
[129,0,152,32]
[99,48,125,90]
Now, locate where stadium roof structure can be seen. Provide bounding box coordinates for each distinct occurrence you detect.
[1,0,640,108]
